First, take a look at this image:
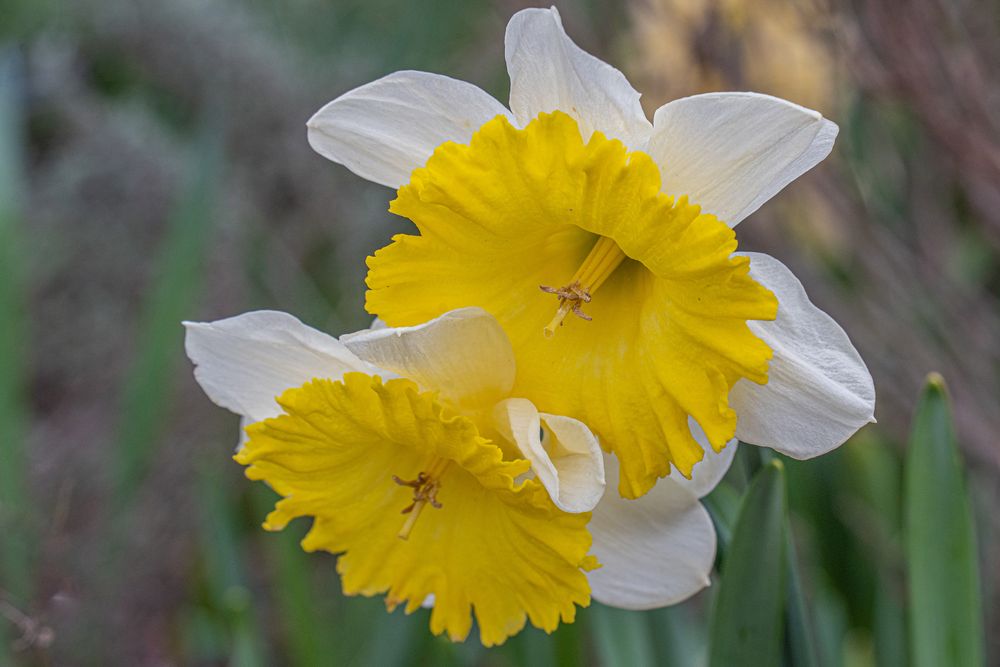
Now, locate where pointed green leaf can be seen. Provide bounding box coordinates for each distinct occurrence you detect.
[904,374,983,667]
[709,460,787,667]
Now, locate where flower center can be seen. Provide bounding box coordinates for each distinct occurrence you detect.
[370,111,779,495]
[540,235,628,338]
[392,457,451,540]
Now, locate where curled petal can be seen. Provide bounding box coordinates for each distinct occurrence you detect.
[731,253,876,458]
[493,398,606,513]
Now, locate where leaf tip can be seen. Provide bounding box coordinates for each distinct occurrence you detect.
[924,371,946,392]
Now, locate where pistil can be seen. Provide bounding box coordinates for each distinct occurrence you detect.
[540,236,628,337]
[393,458,450,540]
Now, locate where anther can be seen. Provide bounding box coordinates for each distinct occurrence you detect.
[540,282,593,337]
[393,465,447,540]
[540,236,628,338]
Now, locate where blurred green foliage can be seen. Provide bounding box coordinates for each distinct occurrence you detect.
[0,0,994,665]
[0,49,31,665]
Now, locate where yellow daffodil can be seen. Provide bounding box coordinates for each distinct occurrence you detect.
[185,308,726,643]
[307,7,876,499]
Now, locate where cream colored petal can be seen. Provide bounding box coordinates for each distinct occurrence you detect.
[647,92,837,226]
[588,454,715,609]
[307,70,512,189]
[505,7,651,145]
[731,253,876,457]
[341,307,516,409]
[492,398,606,513]
[184,311,380,423]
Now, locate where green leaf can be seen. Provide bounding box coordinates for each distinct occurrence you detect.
[249,485,334,667]
[702,481,742,562]
[553,615,584,667]
[648,606,706,666]
[590,603,656,667]
[503,625,557,667]
[904,374,983,667]
[708,460,787,667]
[195,463,268,667]
[783,530,819,667]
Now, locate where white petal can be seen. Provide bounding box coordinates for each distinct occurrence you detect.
[647,92,838,226]
[341,307,516,409]
[731,253,876,458]
[307,71,512,189]
[670,419,738,498]
[505,7,651,145]
[184,311,379,423]
[492,398,605,513]
[589,454,715,609]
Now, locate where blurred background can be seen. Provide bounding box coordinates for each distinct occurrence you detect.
[1,0,998,664]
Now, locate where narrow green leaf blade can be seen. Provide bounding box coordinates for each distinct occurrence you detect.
[590,603,656,667]
[195,463,268,667]
[904,374,983,667]
[709,459,787,667]
[113,120,221,507]
[783,529,819,667]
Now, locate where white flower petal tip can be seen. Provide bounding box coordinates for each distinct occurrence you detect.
[341,307,517,409]
[183,311,379,423]
[505,6,651,145]
[731,253,876,458]
[307,70,512,189]
[588,454,715,609]
[493,398,605,513]
[648,92,838,226]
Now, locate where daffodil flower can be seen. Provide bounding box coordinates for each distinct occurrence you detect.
[307,7,876,499]
[184,307,725,644]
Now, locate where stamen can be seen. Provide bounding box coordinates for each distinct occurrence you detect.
[540,236,628,337]
[393,458,450,540]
